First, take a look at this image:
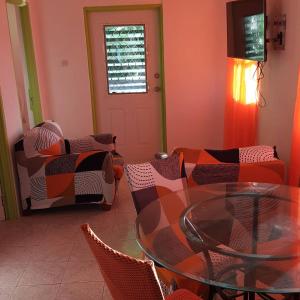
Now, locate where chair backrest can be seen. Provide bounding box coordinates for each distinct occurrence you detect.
[125,153,186,214]
[81,224,165,300]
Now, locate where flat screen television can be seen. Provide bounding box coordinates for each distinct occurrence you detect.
[227,0,267,62]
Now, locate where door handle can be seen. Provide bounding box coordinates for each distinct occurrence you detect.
[154,86,161,93]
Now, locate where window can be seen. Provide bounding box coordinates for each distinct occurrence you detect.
[104,25,147,94]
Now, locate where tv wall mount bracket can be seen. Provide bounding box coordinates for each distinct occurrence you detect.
[267,14,286,50]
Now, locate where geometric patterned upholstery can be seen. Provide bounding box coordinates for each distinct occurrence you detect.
[125,153,206,295]
[125,152,186,214]
[239,145,278,163]
[15,121,124,211]
[23,121,65,157]
[173,147,285,188]
[65,134,115,154]
[65,133,124,180]
[81,224,201,300]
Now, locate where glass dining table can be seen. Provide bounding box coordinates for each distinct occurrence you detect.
[136,182,300,299]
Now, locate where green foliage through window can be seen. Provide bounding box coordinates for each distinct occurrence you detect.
[244,14,264,61]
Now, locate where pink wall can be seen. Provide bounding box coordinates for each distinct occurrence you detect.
[27,0,226,149]
[163,0,227,150]
[258,0,300,165]
[28,0,94,136]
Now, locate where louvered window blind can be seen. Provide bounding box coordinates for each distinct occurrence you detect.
[104,25,147,94]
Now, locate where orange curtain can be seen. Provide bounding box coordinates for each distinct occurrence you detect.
[224,58,258,149]
[289,68,300,186]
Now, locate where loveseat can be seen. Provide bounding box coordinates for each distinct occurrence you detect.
[15,121,124,212]
[173,145,285,186]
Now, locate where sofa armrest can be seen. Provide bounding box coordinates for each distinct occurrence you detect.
[65,134,116,154]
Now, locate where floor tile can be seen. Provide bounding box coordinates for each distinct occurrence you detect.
[18,262,67,286]
[12,284,59,300]
[0,264,27,288]
[0,225,47,247]
[56,282,103,300]
[85,210,117,228]
[0,286,13,300]
[40,224,79,245]
[114,222,136,240]
[29,243,73,263]
[108,239,142,259]
[69,240,96,263]
[62,261,103,283]
[86,223,118,244]
[0,246,33,265]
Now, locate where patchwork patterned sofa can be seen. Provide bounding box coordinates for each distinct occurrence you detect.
[15,121,124,212]
[173,146,285,186]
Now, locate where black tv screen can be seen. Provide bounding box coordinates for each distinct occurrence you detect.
[227,0,267,62]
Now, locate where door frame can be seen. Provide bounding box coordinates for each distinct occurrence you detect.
[83,4,167,152]
[7,0,43,126]
[0,91,19,220]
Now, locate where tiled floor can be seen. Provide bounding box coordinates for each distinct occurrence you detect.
[0,178,141,300]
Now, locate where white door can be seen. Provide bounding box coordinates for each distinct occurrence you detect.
[88,8,163,163]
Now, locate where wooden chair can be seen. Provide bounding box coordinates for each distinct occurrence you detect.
[81,224,201,300]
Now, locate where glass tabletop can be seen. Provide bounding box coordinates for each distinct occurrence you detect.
[136,182,300,294]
